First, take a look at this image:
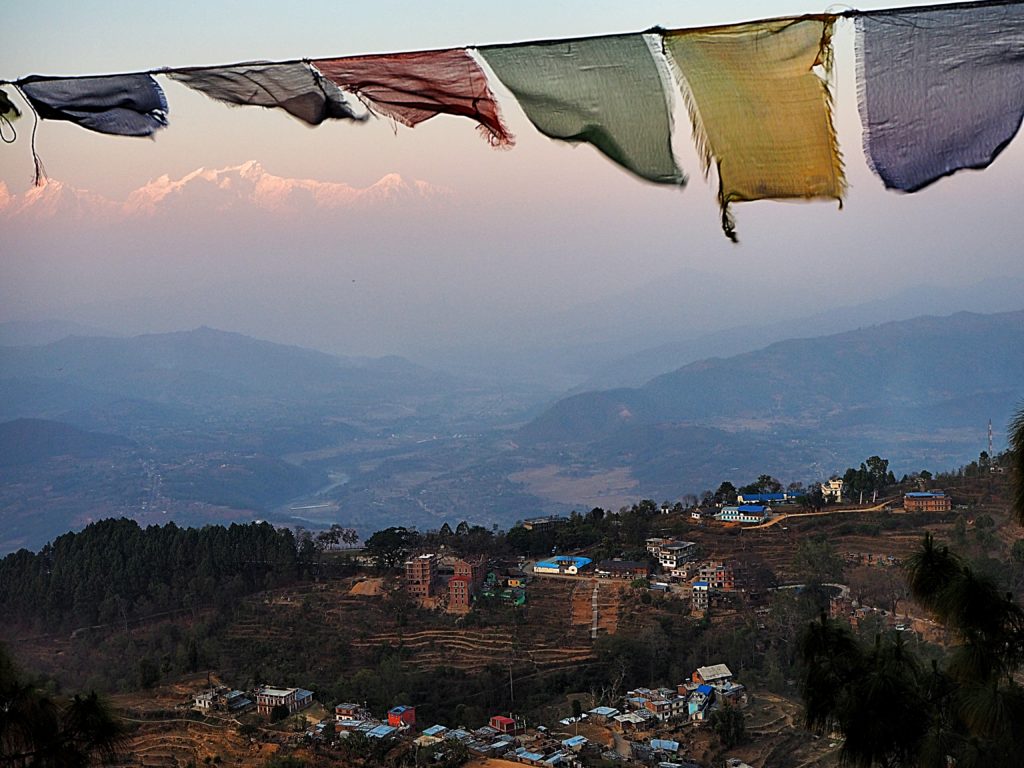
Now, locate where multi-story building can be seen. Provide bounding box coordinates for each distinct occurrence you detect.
[646,540,698,569]
[448,575,473,614]
[452,556,485,586]
[388,705,416,728]
[691,581,710,612]
[405,553,437,598]
[256,686,313,717]
[695,561,735,590]
[821,478,844,502]
[903,491,952,512]
[335,703,364,721]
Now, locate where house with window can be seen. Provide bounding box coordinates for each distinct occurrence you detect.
[405,554,437,598]
[388,705,416,728]
[653,541,698,569]
[693,664,733,686]
[534,556,592,575]
[687,685,715,721]
[489,715,518,734]
[904,491,952,512]
[715,505,769,524]
[694,561,736,590]
[256,686,313,717]
[691,581,710,612]
[821,478,844,502]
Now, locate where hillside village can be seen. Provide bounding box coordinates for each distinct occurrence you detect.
[1,450,1014,768]
[163,475,990,765]
[186,660,748,768]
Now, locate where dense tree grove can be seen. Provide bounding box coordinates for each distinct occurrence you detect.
[0,519,307,630]
[0,644,126,767]
[801,534,1024,767]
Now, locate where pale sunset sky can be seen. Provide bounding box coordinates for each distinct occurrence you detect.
[1,1,1021,372]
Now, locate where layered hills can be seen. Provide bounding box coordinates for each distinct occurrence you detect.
[1,310,1021,552]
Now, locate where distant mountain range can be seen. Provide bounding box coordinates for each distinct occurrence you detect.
[513,310,1024,494]
[570,277,1024,391]
[526,310,1024,441]
[2,310,1021,552]
[0,326,479,433]
[0,162,449,221]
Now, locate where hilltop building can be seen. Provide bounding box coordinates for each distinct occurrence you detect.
[521,515,565,531]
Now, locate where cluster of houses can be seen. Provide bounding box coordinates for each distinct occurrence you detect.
[405,553,530,613]
[608,664,745,730]
[404,553,487,614]
[296,663,744,768]
[705,491,800,525]
[192,685,254,715]
[528,539,745,616]
[192,684,314,718]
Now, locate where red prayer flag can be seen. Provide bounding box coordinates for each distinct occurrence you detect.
[313,49,512,146]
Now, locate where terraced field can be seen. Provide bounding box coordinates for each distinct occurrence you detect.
[348,577,598,672]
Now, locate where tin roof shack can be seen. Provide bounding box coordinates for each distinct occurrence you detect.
[587,706,620,722]
[613,709,657,733]
[367,724,398,740]
[693,664,733,686]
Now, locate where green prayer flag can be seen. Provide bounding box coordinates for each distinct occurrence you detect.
[481,34,684,185]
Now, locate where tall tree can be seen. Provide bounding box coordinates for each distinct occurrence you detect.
[0,644,126,767]
[1011,405,1024,524]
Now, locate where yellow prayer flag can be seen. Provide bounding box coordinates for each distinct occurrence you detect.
[665,17,845,241]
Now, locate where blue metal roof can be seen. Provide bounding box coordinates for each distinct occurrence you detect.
[650,739,679,752]
[906,492,945,497]
[368,725,397,739]
[695,685,713,695]
[736,505,767,513]
[535,556,592,569]
[423,725,447,736]
[562,736,588,747]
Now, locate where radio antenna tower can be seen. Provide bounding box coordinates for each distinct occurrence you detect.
[988,419,993,458]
